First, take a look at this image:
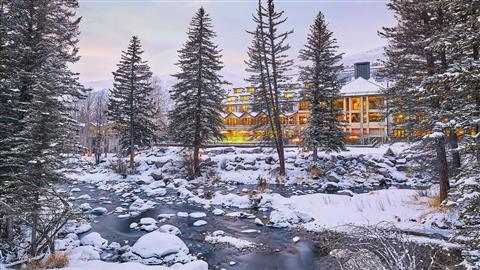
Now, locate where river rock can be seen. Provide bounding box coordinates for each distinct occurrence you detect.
[80,232,108,249]
[91,207,107,215]
[132,231,189,259]
[150,173,163,181]
[193,220,207,227]
[159,224,181,236]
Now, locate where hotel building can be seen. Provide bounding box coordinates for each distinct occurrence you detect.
[220,62,390,145]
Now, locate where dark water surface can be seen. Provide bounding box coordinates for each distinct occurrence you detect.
[71,181,324,270]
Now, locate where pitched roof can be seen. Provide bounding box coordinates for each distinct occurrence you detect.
[340,77,384,97]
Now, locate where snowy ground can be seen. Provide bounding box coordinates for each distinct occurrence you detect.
[50,144,462,269]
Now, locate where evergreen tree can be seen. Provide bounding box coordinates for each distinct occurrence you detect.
[108,36,157,169]
[168,7,227,177]
[381,0,453,201]
[0,0,85,256]
[445,0,480,163]
[380,1,432,141]
[298,12,345,162]
[246,0,294,176]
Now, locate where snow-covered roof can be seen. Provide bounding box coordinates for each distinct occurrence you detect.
[340,77,384,97]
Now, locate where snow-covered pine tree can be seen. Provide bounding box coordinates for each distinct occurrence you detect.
[379,1,432,141]
[445,0,480,163]
[108,36,157,169]
[246,0,294,176]
[298,11,345,162]
[0,0,85,256]
[0,0,19,243]
[381,0,453,201]
[0,0,16,185]
[168,7,227,177]
[443,2,480,266]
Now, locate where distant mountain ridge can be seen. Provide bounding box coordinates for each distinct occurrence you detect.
[341,46,386,68]
[82,71,243,92]
[83,47,386,91]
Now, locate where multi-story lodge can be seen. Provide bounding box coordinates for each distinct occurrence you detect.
[221,62,390,145]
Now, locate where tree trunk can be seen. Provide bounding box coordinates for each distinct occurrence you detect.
[436,137,449,202]
[312,148,318,162]
[448,128,461,174]
[193,146,200,177]
[473,44,480,163]
[30,202,39,256]
[95,137,101,165]
[129,137,134,169]
[6,217,12,241]
[266,1,286,176]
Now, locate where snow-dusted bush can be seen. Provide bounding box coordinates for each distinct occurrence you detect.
[316,223,459,270]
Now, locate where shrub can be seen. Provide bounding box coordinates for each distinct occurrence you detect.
[307,164,323,177]
[43,252,69,269]
[111,157,128,177]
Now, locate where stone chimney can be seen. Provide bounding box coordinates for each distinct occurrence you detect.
[354,62,370,80]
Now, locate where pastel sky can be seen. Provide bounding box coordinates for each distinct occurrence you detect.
[73,0,395,84]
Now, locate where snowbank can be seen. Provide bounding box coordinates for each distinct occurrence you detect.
[260,188,437,232]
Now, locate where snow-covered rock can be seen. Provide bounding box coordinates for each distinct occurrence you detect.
[79,203,92,211]
[205,234,254,249]
[77,194,91,200]
[80,232,108,249]
[192,220,207,227]
[189,212,206,218]
[146,188,167,197]
[177,212,189,217]
[91,207,107,215]
[131,231,189,259]
[159,224,181,236]
[212,209,225,216]
[129,198,156,212]
[254,218,264,226]
[269,209,300,228]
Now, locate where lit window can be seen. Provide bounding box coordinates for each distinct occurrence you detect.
[225,105,235,112]
[239,105,250,112]
[233,88,242,94]
[242,117,253,125]
[227,96,235,102]
[394,114,406,123]
[299,101,311,110]
[283,92,294,99]
[368,96,383,110]
[246,87,255,93]
[351,97,361,110]
[333,99,344,109]
[299,115,307,124]
[368,113,384,122]
[240,96,250,101]
[351,113,361,123]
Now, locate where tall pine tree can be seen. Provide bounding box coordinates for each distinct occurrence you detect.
[381,0,457,201]
[445,0,480,163]
[108,36,157,169]
[0,0,85,256]
[168,7,227,177]
[298,12,345,162]
[245,0,294,176]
